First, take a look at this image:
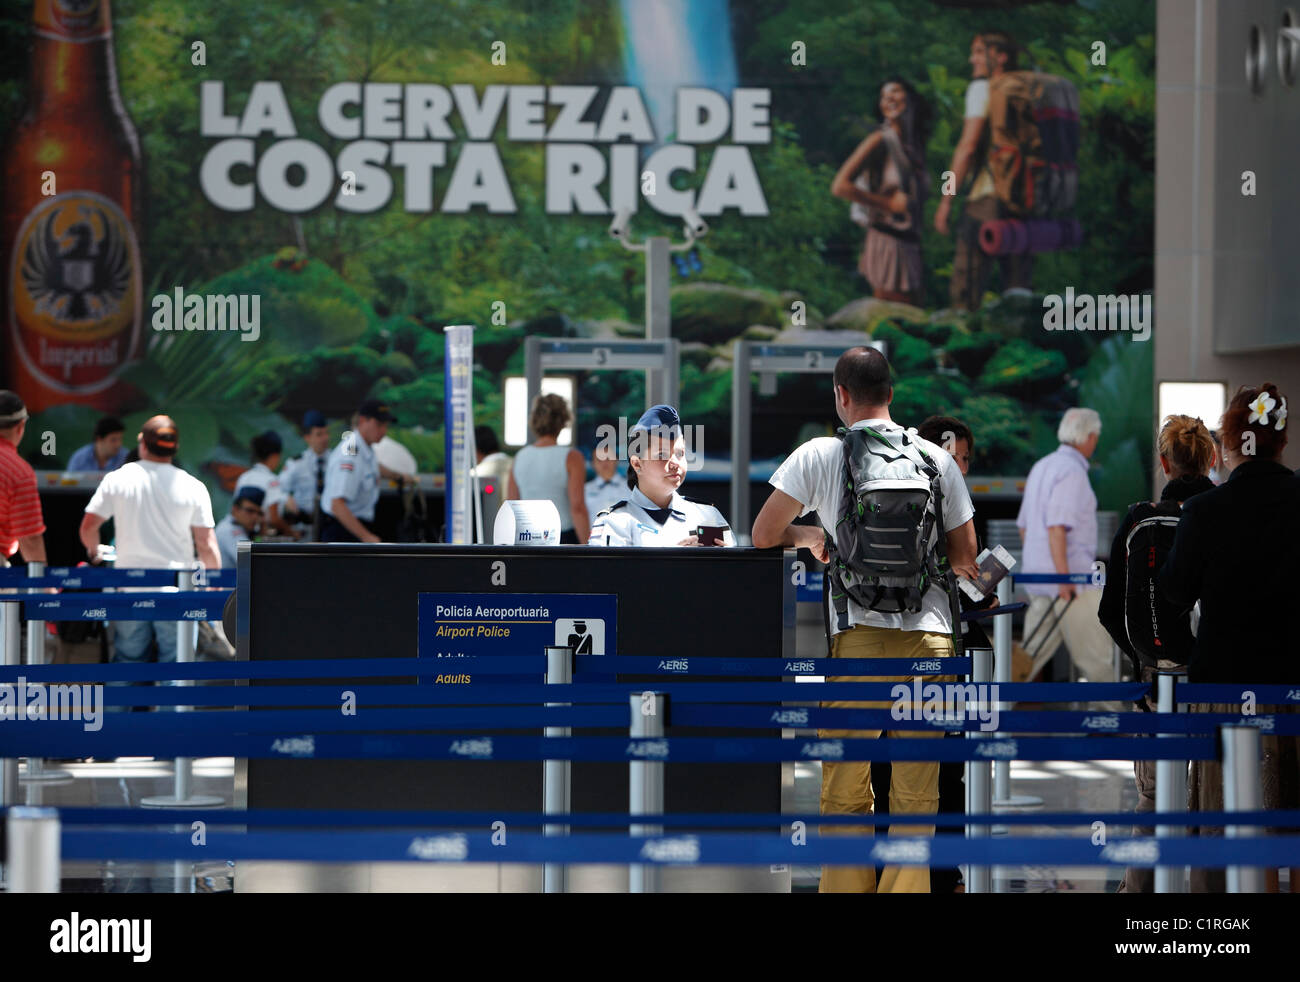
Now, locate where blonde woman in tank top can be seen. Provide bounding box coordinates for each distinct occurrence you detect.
[506,394,590,543]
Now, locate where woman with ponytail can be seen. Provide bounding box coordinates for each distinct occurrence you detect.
[1098,414,1216,892]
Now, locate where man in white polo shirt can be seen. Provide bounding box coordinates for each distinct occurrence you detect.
[752,347,978,894]
[79,416,219,696]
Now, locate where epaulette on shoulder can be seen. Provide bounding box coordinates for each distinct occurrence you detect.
[680,495,718,508]
[598,500,630,518]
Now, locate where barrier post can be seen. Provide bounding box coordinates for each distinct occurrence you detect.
[143,570,223,808]
[21,561,69,785]
[1221,724,1264,894]
[629,691,666,894]
[543,645,572,894]
[993,577,1039,810]
[2,600,20,814]
[6,805,60,892]
[141,570,221,895]
[1154,670,1188,893]
[965,647,993,894]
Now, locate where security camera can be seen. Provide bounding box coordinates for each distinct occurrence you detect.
[682,206,709,240]
[608,209,633,240]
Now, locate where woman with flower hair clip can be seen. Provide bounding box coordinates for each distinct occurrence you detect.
[1159,382,1300,892]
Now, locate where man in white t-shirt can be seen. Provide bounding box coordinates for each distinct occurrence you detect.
[79,416,219,693]
[933,31,1032,309]
[752,347,979,894]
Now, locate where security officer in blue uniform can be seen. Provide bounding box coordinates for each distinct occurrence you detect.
[280,409,332,540]
[319,399,412,543]
[588,405,734,548]
[584,442,625,519]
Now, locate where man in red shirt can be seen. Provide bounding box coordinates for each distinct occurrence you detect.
[0,391,46,566]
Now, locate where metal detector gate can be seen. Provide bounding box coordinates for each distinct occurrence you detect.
[730,339,886,540]
[525,337,680,417]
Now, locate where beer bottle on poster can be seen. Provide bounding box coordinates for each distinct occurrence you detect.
[1,0,144,413]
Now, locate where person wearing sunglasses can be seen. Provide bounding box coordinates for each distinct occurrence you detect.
[216,486,265,568]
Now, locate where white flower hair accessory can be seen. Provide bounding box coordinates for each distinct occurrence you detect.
[1275,396,1288,431]
[1247,391,1277,426]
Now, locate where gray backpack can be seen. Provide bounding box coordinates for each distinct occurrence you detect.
[825,427,962,647]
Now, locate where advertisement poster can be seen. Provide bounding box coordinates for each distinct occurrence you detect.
[0,0,1154,514]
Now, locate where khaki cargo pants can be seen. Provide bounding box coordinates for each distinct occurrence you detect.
[818,624,957,893]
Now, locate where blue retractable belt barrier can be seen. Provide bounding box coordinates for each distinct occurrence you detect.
[61,680,1153,708]
[1014,573,1095,584]
[575,655,974,676]
[1178,683,1300,704]
[673,704,1300,734]
[33,805,1300,830]
[2,705,632,733]
[0,729,1216,762]
[0,654,972,684]
[962,602,1026,621]
[0,566,236,588]
[53,828,1300,866]
[0,656,541,683]
[9,701,1297,736]
[0,567,174,588]
[21,591,230,621]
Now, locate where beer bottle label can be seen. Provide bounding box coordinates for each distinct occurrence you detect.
[7,191,141,395]
[34,0,111,42]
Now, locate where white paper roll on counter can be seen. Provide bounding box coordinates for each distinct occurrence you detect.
[493,500,562,546]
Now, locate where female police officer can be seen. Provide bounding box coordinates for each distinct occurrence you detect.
[588,405,735,548]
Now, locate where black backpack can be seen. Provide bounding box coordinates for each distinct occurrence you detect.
[1122,500,1193,668]
[825,427,962,652]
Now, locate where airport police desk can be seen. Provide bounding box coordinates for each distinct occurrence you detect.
[233,542,799,892]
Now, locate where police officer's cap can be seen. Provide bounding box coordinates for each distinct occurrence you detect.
[301,409,327,431]
[252,430,282,459]
[631,404,681,434]
[358,398,398,424]
[234,486,265,507]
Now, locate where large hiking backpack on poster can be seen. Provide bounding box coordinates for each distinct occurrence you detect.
[827,426,951,617]
[986,70,1080,218]
[1122,500,1193,667]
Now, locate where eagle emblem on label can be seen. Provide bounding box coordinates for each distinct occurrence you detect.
[9,192,140,393]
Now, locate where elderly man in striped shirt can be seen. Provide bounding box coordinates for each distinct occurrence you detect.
[0,390,47,568]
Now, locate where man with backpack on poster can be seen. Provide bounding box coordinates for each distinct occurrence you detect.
[935,31,1080,309]
[1097,414,1216,892]
[752,347,979,893]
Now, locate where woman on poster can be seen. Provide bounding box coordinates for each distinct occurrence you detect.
[831,79,931,306]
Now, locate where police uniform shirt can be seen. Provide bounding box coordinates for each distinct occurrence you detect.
[588,486,735,548]
[281,448,328,516]
[321,432,380,522]
[233,462,284,510]
[215,514,249,569]
[584,474,625,520]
